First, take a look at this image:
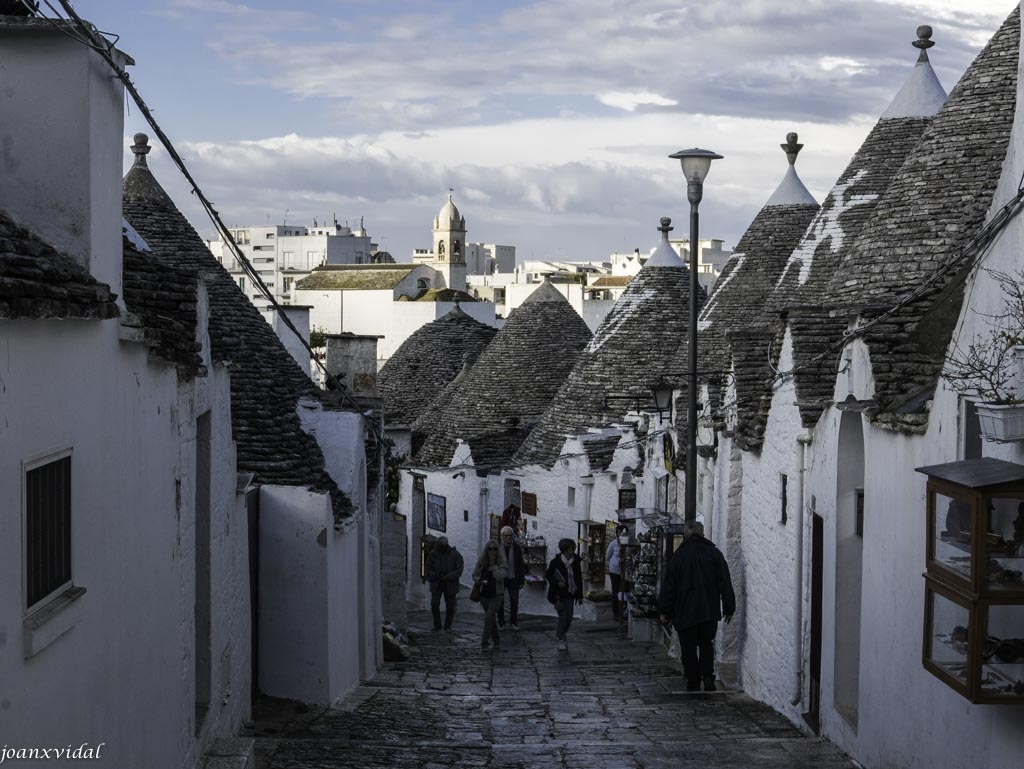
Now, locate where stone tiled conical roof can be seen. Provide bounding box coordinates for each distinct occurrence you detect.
[121,134,348,512]
[0,208,119,320]
[832,6,1020,429]
[513,222,702,468]
[378,305,497,428]
[120,223,205,379]
[766,25,949,430]
[413,281,591,469]
[697,134,819,451]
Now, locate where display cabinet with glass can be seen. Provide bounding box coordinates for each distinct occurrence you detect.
[521,542,548,584]
[917,457,1024,703]
[575,520,607,584]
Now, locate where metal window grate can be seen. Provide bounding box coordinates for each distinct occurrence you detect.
[26,456,72,608]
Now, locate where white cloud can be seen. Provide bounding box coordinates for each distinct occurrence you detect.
[99,0,1018,265]
[597,91,679,111]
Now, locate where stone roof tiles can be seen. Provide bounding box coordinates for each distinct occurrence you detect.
[377,305,498,428]
[296,264,417,291]
[414,288,476,302]
[413,281,592,469]
[513,231,702,468]
[837,6,1020,427]
[692,136,818,449]
[120,225,205,379]
[582,434,622,473]
[0,209,119,320]
[591,276,633,287]
[121,135,348,511]
[775,113,939,429]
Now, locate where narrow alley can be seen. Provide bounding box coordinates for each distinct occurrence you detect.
[248,612,855,769]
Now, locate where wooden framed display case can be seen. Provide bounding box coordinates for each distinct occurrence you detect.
[575,519,607,584]
[917,457,1024,703]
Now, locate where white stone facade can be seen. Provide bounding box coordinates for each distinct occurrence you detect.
[0,21,251,768]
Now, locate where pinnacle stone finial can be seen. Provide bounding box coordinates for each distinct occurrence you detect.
[131,133,151,168]
[913,25,934,62]
[657,217,673,240]
[781,132,803,166]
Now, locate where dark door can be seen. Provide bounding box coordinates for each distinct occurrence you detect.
[247,488,260,701]
[803,512,824,734]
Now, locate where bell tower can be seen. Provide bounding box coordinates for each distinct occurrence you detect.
[432,193,467,291]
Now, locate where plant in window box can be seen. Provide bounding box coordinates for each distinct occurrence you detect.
[943,270,1024,442]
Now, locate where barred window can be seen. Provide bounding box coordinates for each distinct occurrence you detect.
[26,454,72,609]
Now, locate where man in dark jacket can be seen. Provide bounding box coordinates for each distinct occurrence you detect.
[425,537,464,631]
[658,521,735,691]
[497,525,526,629]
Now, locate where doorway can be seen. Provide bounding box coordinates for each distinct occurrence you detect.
[834,406,864,729]
[803,510,824,734]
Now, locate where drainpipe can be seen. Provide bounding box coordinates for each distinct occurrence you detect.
[792,433,813,706]
[478,483,489,556]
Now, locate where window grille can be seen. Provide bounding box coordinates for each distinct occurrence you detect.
[26,455,72,608]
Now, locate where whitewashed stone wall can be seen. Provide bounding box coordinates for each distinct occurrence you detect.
[735,329,808,713]
[0,25,250,768]
[0,320,249,769]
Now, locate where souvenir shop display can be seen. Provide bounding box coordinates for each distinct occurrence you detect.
[919,458,1024,703]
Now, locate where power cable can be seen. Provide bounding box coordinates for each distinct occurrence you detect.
[41,0,386,451]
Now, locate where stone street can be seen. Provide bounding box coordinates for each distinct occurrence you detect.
[248,611,854,769]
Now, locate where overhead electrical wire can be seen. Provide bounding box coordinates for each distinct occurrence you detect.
[33,0,386,451]
[33,0,1024,479]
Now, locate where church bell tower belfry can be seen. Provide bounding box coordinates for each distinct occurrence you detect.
[432,193,467,291]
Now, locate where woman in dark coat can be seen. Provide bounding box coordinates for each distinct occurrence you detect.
[545,538,583,650]
[472,540,507,650]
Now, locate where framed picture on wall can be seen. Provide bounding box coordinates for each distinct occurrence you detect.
[427,493,447,532]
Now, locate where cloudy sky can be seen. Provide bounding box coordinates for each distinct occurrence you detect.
[78,0,1018,262]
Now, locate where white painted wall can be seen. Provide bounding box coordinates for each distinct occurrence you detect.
[295,285,497,364]
[0,22,128,292]
[258,486,337,704]
[299,404,382,682]
[265,305,311,372]
[0,23,250,769]
[0,318,249,769]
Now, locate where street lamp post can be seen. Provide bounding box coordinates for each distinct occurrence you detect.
[668,147,722,523]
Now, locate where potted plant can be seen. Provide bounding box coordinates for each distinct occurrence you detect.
[943,269,1024,442]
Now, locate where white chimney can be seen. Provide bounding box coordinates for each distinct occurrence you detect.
[0,16,132,295]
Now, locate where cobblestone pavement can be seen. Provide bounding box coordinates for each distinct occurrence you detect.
[248,611,855,769]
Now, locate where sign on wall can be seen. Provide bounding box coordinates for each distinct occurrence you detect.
[427,493,447,532]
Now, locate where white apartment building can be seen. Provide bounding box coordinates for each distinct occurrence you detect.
[208,219,381,312]
[670,238,734,291]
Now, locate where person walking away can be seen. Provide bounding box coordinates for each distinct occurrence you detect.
[606,524,628,623]
[657,521,735,691]
[497,525,526,630]
[425,536,464,632]
[546,538,583,651]
[473,540,507,650]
